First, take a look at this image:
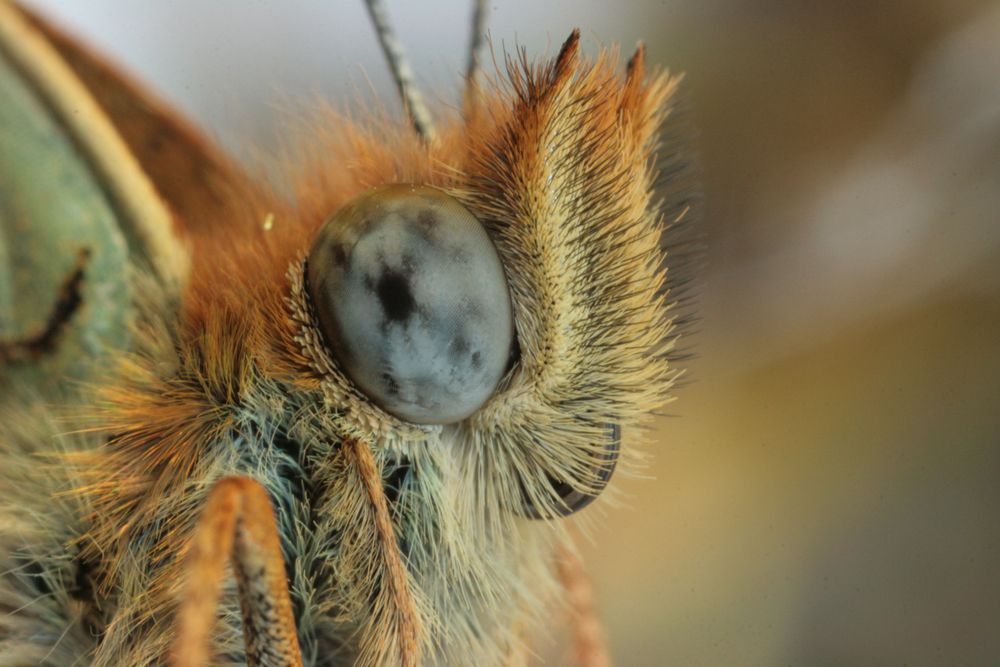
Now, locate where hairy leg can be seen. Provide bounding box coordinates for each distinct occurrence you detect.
[558,545,612,667]
[170,476,302,667]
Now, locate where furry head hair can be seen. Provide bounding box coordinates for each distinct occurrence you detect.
[0,10,688,666]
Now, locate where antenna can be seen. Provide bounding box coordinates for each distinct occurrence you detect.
[463,0,488,122]
[362,0,437,143]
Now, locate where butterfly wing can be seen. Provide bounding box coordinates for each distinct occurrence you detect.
[0,4,191,661]
[0,2,196,393]
[19,4,256,237]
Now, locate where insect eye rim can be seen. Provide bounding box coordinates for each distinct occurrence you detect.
[519,423,621,520]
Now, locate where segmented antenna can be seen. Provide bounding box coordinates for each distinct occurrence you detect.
[362,0,436,142]
[463,0,488,121]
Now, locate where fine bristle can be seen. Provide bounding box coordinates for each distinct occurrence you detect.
[652,78,704,370]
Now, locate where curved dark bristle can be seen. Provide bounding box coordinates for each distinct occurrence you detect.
[552,29,581,84]
[626,41,646,80]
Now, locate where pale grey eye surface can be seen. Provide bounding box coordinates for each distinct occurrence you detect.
[307,184,514,424]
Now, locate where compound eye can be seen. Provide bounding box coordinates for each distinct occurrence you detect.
[307,184,514,425]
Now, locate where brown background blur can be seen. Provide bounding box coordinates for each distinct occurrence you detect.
[25,1,1000,665]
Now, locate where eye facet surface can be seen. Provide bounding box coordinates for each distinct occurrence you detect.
[307,184,514,425]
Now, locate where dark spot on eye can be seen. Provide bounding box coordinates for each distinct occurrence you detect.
[450,336,470,359]
[382,371,400,396]
[377,269,415,322]
[417,209,438,230]
[413,210,440,246]
[471,351,482,369]
[462,302,484,323]
[331,243,349,267]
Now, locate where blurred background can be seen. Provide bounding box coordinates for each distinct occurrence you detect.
[23,1,1000,664]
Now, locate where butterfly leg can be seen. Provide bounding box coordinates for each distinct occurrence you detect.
[170,476,303,667]
[558,544,613,667]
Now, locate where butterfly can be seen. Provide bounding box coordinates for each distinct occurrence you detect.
[0,1,692,665]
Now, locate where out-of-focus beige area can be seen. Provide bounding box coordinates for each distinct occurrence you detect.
[26,1,1000,665]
